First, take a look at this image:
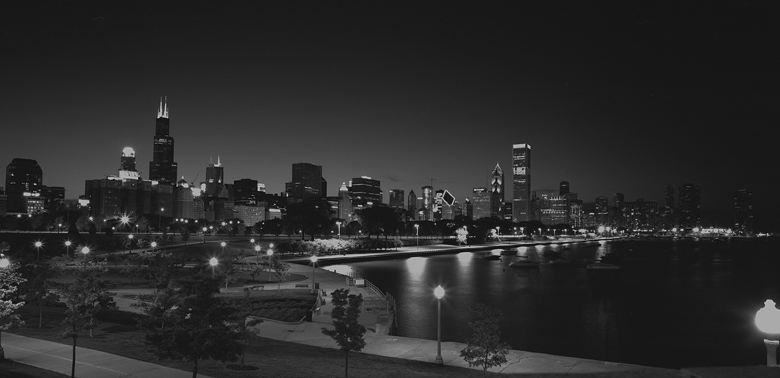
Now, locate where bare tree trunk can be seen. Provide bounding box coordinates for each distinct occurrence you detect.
[345,351,349,378]
[191,359,198,378]
[71,338,77,378]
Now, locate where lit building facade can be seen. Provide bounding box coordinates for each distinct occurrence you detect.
[471,187,491,219]
[512,144,531,223]
[148,97,178,185]
[338,182,353,221]
[421,185,433,221]
[287,162,323,203]
[595,196,609,225]
[5,158,43,213]
[205,157,225,198]
[663,185,675,229]
[624,199,659,231]
[349,176,382,209]
[490,163,504,217]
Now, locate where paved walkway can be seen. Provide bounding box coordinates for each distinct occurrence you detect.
[3,332,209,378]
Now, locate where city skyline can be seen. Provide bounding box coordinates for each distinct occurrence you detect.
[2,2,776,230]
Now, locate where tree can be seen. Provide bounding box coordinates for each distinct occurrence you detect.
[284,200,334,240]
[358,205,402,239]
[59,268,116,377]
[0,259,26,360]
[459,303,510,373]
[321,288,366,378]
[268,254,290,290]
[139,268,243,378]
[18,259,60,328]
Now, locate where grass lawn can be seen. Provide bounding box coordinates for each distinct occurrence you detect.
[0,359,70,378]
[8,302,517,378]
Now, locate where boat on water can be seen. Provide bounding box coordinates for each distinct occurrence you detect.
[586,263,621,275]
[483,254,502,260]
[500,249,517,255]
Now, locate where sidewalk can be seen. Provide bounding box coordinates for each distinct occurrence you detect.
[3,332,210,378]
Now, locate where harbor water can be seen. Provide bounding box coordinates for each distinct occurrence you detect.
[324,238,780,369]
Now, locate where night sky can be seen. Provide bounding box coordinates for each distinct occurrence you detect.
[2,2,777,230]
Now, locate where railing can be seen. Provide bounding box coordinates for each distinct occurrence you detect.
[343,271,388,304]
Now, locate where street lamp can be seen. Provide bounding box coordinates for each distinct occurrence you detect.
[434,285,445,365]
[64,240,72,258]
[209,257,218,277]
[310,255,318,294]
[58,223,62,233]
[150,241,157,252]
[33,241,43,261]
[202,227,208,243]
[336,221,342,240]
[254,245,261,263]
[755,299,780,366]
[159,208,164,233]
[414,224,420,249]
[81,246,90,269]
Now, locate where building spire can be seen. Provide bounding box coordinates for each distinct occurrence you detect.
[157,97,163,118]
[163,96,169,118]
[216,155,221,167]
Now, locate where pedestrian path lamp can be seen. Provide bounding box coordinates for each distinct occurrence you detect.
[434,285,445,365]
[255,245,261,263]
[755,299,780,366]
[33,241,43,261]
[415,224,419,249]
[64,240,72,258]
[310,255,318,294]
[209,257,218,278]
[336,221,342,240]
[202,227,208,243]
[80,246,90,269]
[150,241,157,252]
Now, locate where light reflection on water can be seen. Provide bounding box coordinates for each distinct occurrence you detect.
[335,238,780,369]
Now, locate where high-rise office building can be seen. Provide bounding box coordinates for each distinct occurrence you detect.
[663,185,675,228]
[490,163,504,217]
[612,192,625,228]
[625,199,659,230]
[678,183,701,230]
[559,181,570,196]
[349,176,381,209]
[233,178,258,205]
[287,162,323,202]
[148,97,178,184]
[421,185,433,220]
[5,158,43,213]
[338,182,352,220]
[595,196,609,225]
[733,189,753,235]
[174,178,194,219]
[512,144,531,223]
[407,190,417,220]
[205,157,225,197]
[389,189,405,209]
[538,191,568,225]
[472,187,491,220]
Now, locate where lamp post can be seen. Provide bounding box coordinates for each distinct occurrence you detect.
[202,227,208,244]
[255,245,261,263]
[310,255,318,294]
[58,223,62,233]
[150,241,157,252]
[336,221,342,240]
[128,234,134,252]
[81,246,90,269]
[415,224,419,249]
[755,299,780,366]
[209,257,218,278]
[159,208,164,233]
[64,240,71,258]
[434,285,445,365]
[33,241,43,261]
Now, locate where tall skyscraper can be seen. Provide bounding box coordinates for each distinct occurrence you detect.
[664,185,675,228]
[421,185,433,220]
[472,187,491,219]
[338,182,352,220]
[512,144,531,223]
[490,163,504,217]
[407,190,417,220]
[678,183,701,230]
[559,181,570,196]
[612,192,625,227]
[148,97,178,184]
[595,196,609,225]
[5,158,43,213]
[733,189,753,235]
[389,189,404,209]
[287,162,323,202]
[205,157,225,197]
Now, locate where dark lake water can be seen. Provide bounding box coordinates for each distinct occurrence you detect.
[323,238,780,369]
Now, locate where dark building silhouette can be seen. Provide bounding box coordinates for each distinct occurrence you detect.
[148,97,178,184]
[678,183,701,230]
[286,162,323,203]
[389,189,404,209]
[490,163,504,217]
[559,181,569,196]
[407,190,417,220]
[733,189,753,235]
[663,185,675,229]
[512,144,531,222]
[205,157,225,197]
[5,158,43,213]
[233,178,258,205]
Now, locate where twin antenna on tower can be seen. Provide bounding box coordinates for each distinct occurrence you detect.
[157,96,169,118]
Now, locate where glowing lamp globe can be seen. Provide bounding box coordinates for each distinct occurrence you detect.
[81,247,90,255]
[756,299,780,334]
[209,257,218,267]
[311,255,318,263]
[255,245,261,252]
[434,285,445,299]
[0,257,9,268]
